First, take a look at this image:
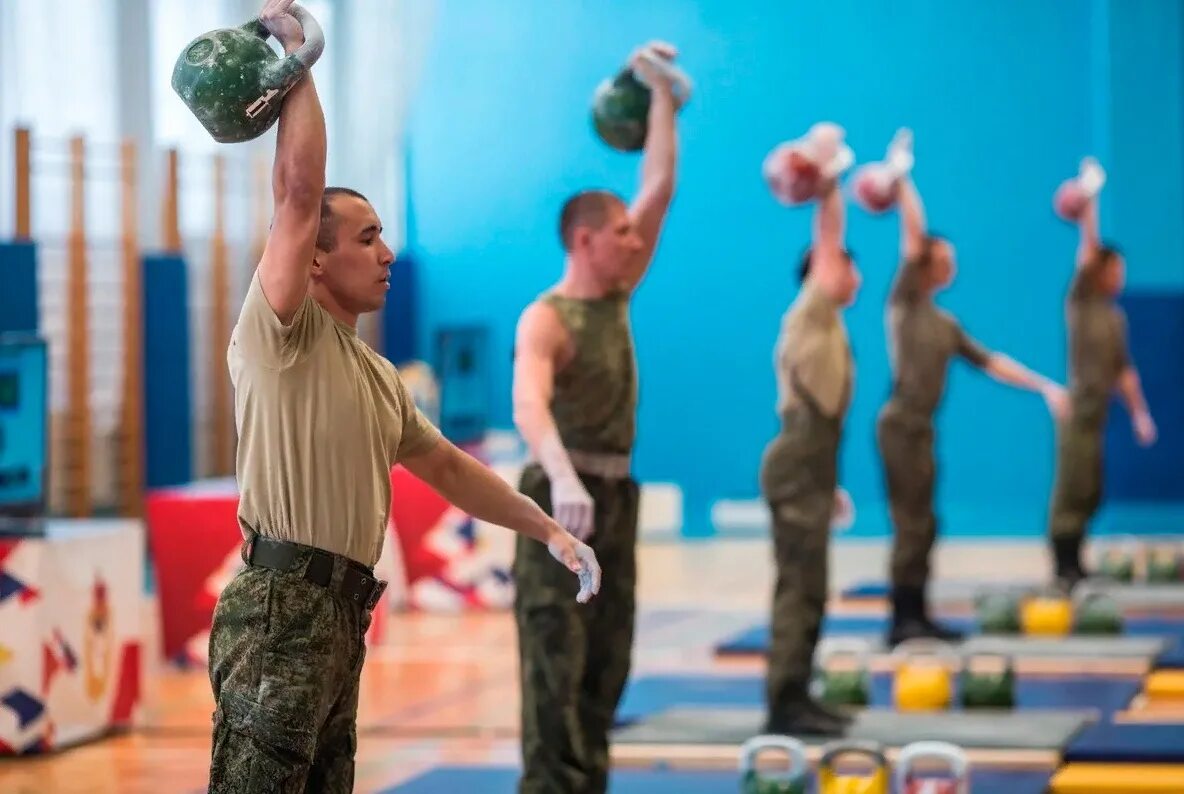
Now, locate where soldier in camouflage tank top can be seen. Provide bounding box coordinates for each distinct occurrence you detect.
[1047,168,1156,590]
[868,147,1067,647]
[509,43,681,794]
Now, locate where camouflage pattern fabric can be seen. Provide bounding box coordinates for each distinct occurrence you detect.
[880,256,991,588]
[761,391,843,708]
[877,410,937,589]
[206,548,371,793]
[513,463,639,794]
[1048,261,1131,541]
[542,292,638,455]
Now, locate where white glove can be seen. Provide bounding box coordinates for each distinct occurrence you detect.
[830,487,855,533]
[1078,156,1106,198]
[547,531,602,604]
[551,474,596,541]
[885,127,914,180]
[1133,410,1157,447]
[535,432,596,540]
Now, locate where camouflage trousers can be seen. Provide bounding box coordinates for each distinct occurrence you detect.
[1048,415,1105,541]
[877,410,938,590]
[760,426,838,708]
[513,463,640,794]
[206,544,372,793]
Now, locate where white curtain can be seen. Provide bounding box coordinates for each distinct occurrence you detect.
[0,0,125,510]
[329,0,439,250]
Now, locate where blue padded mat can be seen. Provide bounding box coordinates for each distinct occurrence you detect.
[616,673,1140,724]
[1157,635,1184,668]
[385,765,1051,793]
[714,615,1184,655]
[1063,722,1184,763]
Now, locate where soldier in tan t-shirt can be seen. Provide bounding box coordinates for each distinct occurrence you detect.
[758,125,861,738]
[1047,159,1156,589]
[866,131,1067,647]
[207,5,600,791]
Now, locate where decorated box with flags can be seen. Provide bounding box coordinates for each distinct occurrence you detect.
[0,520,143,755]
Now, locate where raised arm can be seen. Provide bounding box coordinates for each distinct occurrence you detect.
[622,44,680,290]
[898,178,927,261]
[812,180,847,279]
[1076,198,1101,268]
[256,0,327,324]
[511,302,596,540]
[1074,157,1106,268]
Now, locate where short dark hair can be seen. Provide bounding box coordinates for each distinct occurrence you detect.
[914,232,949,271]
[798,247,855,283]
[316,187,370,252]
[558,190,623,251]
[1097,241,1123,264]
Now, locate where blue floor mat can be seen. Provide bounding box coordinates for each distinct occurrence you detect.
[715,615,1184,654]
[616,673,1140,724]
[385,765,1051,794]
[1157,635,1184,668]
[1063,722,1184,763]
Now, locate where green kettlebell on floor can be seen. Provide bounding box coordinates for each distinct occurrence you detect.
[172,3,325,144]
[974,590,1020,634]
[813,639,871,707]
[739,735,808,794]
[1073,585,1124,635]
[1146,545,1183,583]
[1097,537,1137,582]
[591,46,692,152]
[960,652,1016,709]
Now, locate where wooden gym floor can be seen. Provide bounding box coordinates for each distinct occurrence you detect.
[0,537,1063,793]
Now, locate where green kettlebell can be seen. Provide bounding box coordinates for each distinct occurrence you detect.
[739,735,808,794]
[1098,544,1136,582]
[591,47,692,152]
[974,590,1020,634]
[1146,545,1183,583]
[172,3,325,144]
[1073,586,1124,635]
[813,639,871,707]
[959,652,1015,709]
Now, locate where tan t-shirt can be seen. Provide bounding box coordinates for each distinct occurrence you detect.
[227,271,442,568]
[773,276,854,420]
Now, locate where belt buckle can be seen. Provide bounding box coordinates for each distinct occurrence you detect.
[365,579,387,611]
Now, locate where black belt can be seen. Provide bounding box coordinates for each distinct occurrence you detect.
[244,534,387,612]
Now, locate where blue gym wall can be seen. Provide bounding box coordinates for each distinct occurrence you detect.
[405,0,1184,537]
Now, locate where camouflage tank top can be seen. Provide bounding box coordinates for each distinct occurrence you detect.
[544,291,638,455]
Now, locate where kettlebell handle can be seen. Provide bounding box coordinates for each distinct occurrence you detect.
[895,741,969,793]
[821,637,872,665]
[628,47,693,109]
[818,739,887,769]
[738,735,807,775]
[251,3,326,91]
[891,638,960,666]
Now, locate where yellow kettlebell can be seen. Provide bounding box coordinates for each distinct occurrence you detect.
[892,639,957,712]
[1020,589,1073,636]
[817,739,889,794]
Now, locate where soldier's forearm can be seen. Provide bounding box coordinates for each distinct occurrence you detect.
[986,354,1057,395]
[1117,366,1149,417]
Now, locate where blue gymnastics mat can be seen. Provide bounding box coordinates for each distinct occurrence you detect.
[1157,635,1184,668]
[616,673,1140,724]
[1063,722,1184,763]
[714,614,1184,655]
[839,578,1184,611]
[385,765,1052,794]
